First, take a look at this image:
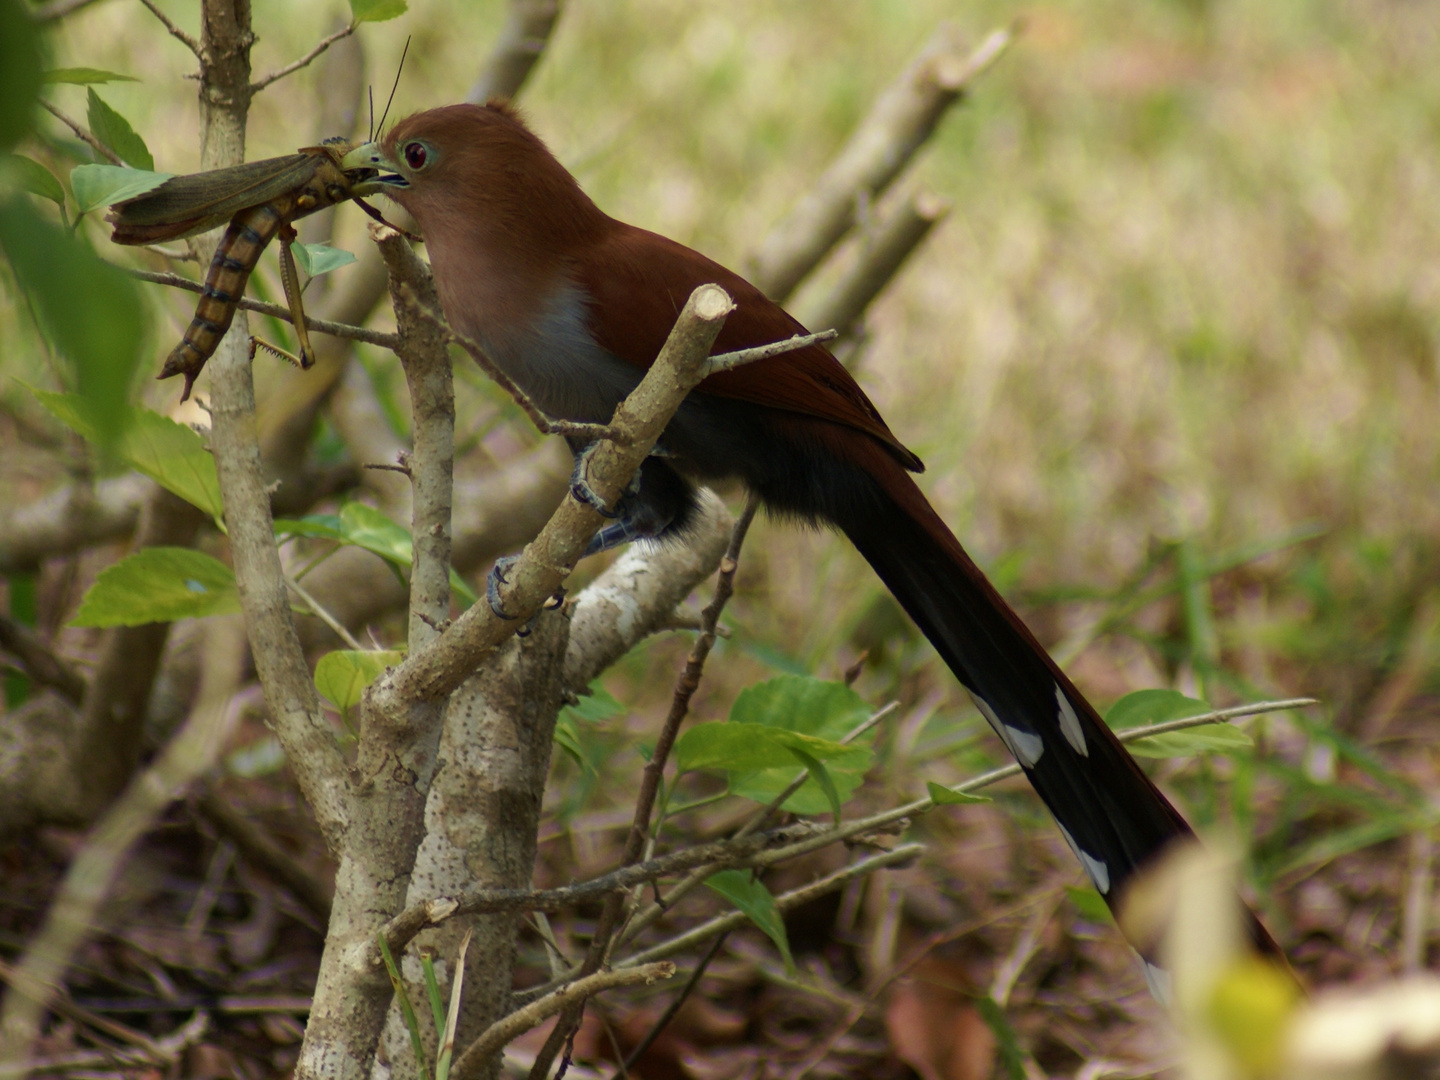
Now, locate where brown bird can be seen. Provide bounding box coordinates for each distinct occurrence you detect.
[343,103,1281,978]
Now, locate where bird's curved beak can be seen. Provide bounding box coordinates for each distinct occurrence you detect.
[342,141,409,196]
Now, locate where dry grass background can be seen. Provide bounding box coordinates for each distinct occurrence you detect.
[6,0,1440,1075]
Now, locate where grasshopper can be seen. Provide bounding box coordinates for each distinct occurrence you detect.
[107,138,383,401]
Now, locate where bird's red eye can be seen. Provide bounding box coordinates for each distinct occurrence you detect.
[403,142,428,169]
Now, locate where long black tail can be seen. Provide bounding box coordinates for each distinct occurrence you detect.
[827,462,1284,963]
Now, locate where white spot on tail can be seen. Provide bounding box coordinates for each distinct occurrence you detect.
[971,692,1045,767]
[1055,684,1087,756]
[1056,821,1111,894]
[1004,724,1044,768]
[1143,960,1173,1006]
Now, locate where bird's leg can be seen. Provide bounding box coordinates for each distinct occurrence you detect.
[568,440,626,518]
[489,446,679,616]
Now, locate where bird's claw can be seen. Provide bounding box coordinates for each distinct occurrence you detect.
[486,555,567,634]
[486,555,522,620]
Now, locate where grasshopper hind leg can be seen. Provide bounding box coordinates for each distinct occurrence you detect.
[276,224,318,369]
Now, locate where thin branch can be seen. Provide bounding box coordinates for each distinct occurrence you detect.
[792,188,951,345]
[0,615,87,705]
[251,24,358,93]
[137,0,201,57]
[0,619,242,1069]
[128,269,401,351]
[616,701,899,952]
[527,488,759,1080]
[375,283,733,708]
[375,228,454,651]
[621,845,923,969]
[195,789,333,919]
[705,329,838,374]
[465,0,563,104]
[285,575,364,651]
[406,293,616,444]
[376,823,820,955]
[623,931,728,1071]
[784,889,1062,1080]
[450,963,675,1080]
[750,23,1013,301]
[39,100,122,165]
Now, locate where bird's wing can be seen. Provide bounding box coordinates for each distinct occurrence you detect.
[573,223,924,472]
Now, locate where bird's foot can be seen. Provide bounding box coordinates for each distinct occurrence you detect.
[486,554,567,635]
[569,443,621,518]
[486,554,522,620]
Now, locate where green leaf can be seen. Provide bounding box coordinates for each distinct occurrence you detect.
[293,241,356,278]
[729,674,871,736]
[274,514,345,542]
[42,67,139,85]
[718,675,876,814]
[314,649,403,714]
[6,154,64,206]
[275,506,476,607]
[70,547,239,627]
[70,163,172,213]
[31,390,223,520]
[1105,689,1250,758]
[1105,688,1211,729]
[0,0,44,154]
[787,746,841,822]
[338,501,414,564]
[674,722,870,816]
[85,88,153,170]
[1127,724,1254,758]
[1065,885,1112,923]
[0,200,146,456]
[705,870,794,974]
[926,780,991,806]
[567,683,625,723]
[350,0,407,23]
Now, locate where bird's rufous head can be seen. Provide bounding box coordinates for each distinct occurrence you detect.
[342,102,606,250]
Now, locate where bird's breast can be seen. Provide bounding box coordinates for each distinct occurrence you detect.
[439,275,642,426]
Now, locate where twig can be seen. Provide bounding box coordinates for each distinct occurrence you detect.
[784,889,1061,1080]
[704,329,838,374]
[0,617,242,1068]
[375,283,733,708]
[406,293,616,444]
[791,188,951,344]
[195,789,333,919]
[616,701,899,951]
[527,493,759,1079]
[375,228,454,651]
[451,963,675,1080]
[127,269,401,351]
[0,474,148,575]
[621,845,923,968]
[285,574,364,650]
[251,24,357,92]
[623,932,728,1071]
[750,23,1012,301]
[39,100,122,165]
[1402,827,1434,974]
[137,0,201,57]
[0,615,87,705]
[465,0,563,104]
[377,824,819,955]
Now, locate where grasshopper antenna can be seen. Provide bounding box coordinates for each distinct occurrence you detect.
[376,36,410,138]
[368,85,375,142]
